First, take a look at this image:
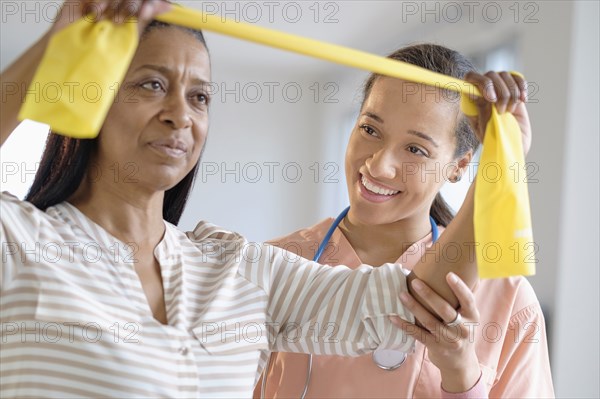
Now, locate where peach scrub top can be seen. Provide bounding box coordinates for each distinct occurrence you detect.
[257,217,554,398]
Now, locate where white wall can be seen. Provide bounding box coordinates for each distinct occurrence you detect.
[552,1,600,396]
[178,69,325,241]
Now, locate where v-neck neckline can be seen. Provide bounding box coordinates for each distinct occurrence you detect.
[316,217,439,270]
[50,201,179,327]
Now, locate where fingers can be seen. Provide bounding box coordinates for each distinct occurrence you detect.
[499,72,520,113]
[401,276,480,329]
[103,0,129,23]
[485,71,511,113]
[464,70,528,114]
[400,280,456,330]
[104,0,168,24]
[511,72,528,103]
[445,273,479,322]
[141,0,173,20]
[49,0,171,35]
[389,315,430,346]
[76,0,171,24]
[51,0,172,36]
[464,71,497,103]
[82,1,109,18]
[463,71,493,141]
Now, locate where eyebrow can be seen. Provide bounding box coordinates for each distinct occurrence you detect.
[134,64,210,85]
[363,112,439,148]
[364,112,384,124]
[407,130,439,148]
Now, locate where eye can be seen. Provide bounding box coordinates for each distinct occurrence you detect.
[407,145,428,157]
[360,124,379,137]
[140,80,164,92]
[189,91,210,110]
[195,93,209,105]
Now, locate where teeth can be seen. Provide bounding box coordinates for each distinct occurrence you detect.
[361,175,399,196]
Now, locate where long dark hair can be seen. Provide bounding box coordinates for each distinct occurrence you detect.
[361,44,480,227]
[26,21,208,226]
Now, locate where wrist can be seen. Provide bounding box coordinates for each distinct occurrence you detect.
[440,363,481,393]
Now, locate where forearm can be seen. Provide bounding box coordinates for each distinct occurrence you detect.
[0,31,52,147]
[410,182,477,310]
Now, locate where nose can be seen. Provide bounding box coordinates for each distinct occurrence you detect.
[158,90,192,130]
[365,148,398,180]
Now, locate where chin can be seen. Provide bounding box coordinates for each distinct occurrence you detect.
[142,174,187,192]
[151,164,194,187]
[350,202,404,227]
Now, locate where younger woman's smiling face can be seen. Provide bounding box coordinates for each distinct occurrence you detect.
[345,76,464,227]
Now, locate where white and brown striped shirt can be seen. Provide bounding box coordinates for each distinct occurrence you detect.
[1,192,414,398]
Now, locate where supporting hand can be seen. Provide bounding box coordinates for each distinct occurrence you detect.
[391,273,481,393]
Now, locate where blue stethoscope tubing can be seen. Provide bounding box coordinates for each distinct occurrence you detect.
[301,207,438,398]
[261,208,440,399]
[313,206,438,263]
[312,206,350,262]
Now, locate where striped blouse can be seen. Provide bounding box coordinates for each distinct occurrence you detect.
[0,192,414,398]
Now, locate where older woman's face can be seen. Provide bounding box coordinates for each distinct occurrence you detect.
[97,27,211,191]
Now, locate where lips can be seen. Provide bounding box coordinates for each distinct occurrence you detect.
[361,175,399,195]
[358,174,401,203]
[148,138,188,158]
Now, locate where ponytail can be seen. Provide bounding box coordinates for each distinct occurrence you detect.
[430,193,454,227]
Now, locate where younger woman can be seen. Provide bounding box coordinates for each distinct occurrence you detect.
[258,44,554,398]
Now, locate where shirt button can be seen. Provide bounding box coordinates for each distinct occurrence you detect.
[179,346,189,356]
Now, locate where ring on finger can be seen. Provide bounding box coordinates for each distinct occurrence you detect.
[445,312,463,327]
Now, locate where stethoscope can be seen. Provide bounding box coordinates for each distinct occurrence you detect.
[261,206,439,399]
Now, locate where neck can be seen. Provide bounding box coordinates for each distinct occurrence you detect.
[338,209,432,266]
[68,173,166,247]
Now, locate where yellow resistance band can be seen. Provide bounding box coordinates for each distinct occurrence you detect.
[18,6,535,278]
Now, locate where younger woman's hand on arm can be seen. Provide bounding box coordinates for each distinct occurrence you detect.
[391,273,486,396]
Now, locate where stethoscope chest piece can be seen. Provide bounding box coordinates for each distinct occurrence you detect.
[372,348,408,371]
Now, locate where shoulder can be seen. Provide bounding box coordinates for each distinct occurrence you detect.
[268,218,333,245]
[1,191,57,241]
[1,191,45,219]
[266,218,333,258]
[172,221,252,277]
[185,220,246,244]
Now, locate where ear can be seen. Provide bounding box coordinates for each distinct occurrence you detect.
[457,149,473,170]
[451,149,473,182]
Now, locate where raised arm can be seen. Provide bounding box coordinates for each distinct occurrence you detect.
[0,31,50,146]
[409,70,531,309]
[0,0,171,147]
